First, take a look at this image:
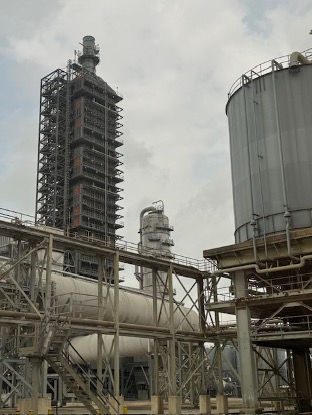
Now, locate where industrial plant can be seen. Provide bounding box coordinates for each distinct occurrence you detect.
[0,35,312,415]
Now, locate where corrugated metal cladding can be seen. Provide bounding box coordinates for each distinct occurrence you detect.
[226,64,312,243]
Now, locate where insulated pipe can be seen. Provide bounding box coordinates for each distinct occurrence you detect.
[272,59,302,261]
[213,254,312,275]
[289,51,311,70]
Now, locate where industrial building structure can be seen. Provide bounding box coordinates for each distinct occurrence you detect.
[1,38,312,415]
[0,212,211,414]
[35,36,123,278]
[204,48,312,412]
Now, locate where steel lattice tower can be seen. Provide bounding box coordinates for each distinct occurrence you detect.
[35,36,123,278]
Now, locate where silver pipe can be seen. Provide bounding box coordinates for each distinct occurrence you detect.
[251,220,258,262]
[251,72,268,259]
[285,215,300,261]
[271,60,288,214]
[272,60,298,261]
[242,75,255,234]
[213,253,312,275]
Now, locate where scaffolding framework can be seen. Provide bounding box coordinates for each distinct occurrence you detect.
[35,62,124,279]
[35,69,69,229]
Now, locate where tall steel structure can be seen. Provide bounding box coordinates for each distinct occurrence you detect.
[35,36,123,278]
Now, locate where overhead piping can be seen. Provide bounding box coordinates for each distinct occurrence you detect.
[289,51,311,70]
[213,254,312,275]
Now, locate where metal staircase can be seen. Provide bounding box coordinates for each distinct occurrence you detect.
[42,320,119,414]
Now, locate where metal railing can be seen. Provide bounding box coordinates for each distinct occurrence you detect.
[0,207,216,273]
[227,47,312,99]
[251,313,312,339]
[206,272,312,304]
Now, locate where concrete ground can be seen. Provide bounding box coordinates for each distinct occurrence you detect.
[0,397,296,414]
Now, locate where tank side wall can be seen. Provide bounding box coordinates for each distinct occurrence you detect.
[227,66,312,242]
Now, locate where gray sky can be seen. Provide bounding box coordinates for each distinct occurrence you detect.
[0,0,312,270]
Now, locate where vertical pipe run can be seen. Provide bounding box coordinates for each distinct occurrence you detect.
[271,61,289,214]
[271,60,297,259]
[45,234,53,314]
[242,76,255,222]
[30,244,37,302]
[251,73,268,259]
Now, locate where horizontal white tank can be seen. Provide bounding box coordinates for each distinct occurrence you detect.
[51,273,199,363]
[51,273,199,332]
[69,334,153,363]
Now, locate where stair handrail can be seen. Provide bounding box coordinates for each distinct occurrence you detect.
[64,339,120,409]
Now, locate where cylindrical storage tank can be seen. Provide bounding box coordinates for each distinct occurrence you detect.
[226,55,312,243]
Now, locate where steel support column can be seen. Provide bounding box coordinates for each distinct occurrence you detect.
[292,347,312,411]
[113,251,120,400]
[234,270,259,410]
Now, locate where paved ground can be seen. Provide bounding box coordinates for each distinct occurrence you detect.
[0,398,295,414]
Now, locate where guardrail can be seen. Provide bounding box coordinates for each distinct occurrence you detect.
[227,47,312,99]
[0,207,216,273]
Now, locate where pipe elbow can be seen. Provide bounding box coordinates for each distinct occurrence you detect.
[139,206,157,232]
[289,51,311,70]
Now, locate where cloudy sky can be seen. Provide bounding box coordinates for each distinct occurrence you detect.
[0,0,312,270]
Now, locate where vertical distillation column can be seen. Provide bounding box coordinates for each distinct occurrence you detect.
[35,69,69,228]
[138,202,174,295]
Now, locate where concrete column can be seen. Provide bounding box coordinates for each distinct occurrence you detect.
[199,395,211,414]
[234,270,259,410]
[216,394,228,414]
[31,358,41,415]
[168,395,181,415]
[292,347,312,411]
[151,395,164,414]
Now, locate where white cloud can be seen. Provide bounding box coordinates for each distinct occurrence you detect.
[0,0,311,280]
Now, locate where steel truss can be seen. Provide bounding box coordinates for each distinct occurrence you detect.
[0,216,212,414]
[204,227,312,412]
